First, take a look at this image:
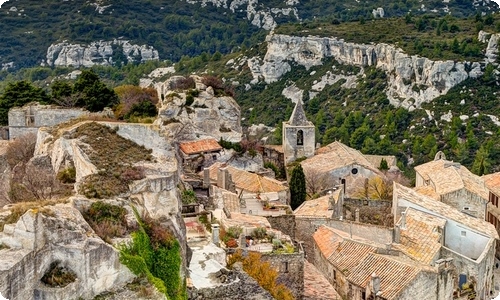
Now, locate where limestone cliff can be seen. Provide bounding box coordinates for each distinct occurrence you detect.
[154,75,242,142]
[249,33,491,109]
[44,40,159,68]
[185,0,300,30]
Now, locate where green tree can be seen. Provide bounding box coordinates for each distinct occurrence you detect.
[472,145,491,175]
[74,70,119,112]
[0,81,50,125]
[290,164,307,210]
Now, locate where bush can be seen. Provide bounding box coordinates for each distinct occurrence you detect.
[83,201,129,242]
[171,77,195,90]
[57,167,76,184]
[181,190,197,204]
[251,227,267,240]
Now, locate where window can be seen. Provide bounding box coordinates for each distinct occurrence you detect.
[461,231,467,237]
[283,261,289,273]
[333,270,337,281]
[212,155,217,160]
[362,291,366,300]
[351,168,358,175]
[297,130,304,145]
[463,207,470,211]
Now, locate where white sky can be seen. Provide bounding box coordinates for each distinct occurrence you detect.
[0,1,9,8]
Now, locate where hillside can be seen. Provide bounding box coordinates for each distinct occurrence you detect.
[0,0,498,70]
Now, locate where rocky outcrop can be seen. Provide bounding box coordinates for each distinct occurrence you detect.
[44,40,159,68]
[251,33,487,108]
[155,76,242,142]
[185,0,299,30]
[0,205,134,300]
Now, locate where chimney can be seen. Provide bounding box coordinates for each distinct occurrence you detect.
[371,273,381,295]
[203,168,210,189]
[394,225,401,243]
[217,167,229,190]
[400,211,406,229]
[355,208,360,223]
[212,223,220,246]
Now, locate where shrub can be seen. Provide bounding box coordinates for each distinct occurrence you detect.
[251,227,267,240]
[185,95,194,106]
[201,75,235,97]
[171,76,195,90]
[83,201,129,242]
[226,226,243,239]
[57,167,76,184]
[226,238,238,248]
[181,190,197,204]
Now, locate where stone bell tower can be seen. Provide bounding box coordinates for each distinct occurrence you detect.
[282,100,315,164]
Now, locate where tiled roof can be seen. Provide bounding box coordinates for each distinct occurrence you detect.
[483,172,500,197]
[294,191,341,218]
[413,185,440,201]
[312,226,345,258]
[302,141,383,175]
[393,208,445,265]
[303,261,341,300]
[347,253,421,300]
[179,139,222,155]
[221,212,271,229]
[312,226,378,275]
[204,162,288,193]
[364,155,397,168]
[414,159,488,200]
[394,183,498,239]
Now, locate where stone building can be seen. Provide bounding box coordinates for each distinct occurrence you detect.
[393,183,498,299]
[414,152,489,220]
[300,141,387,197]
[481,172,500,257]
[282,100,315,164]
[8,103,88,139]
[179,139,223,172]
[312,225,454,300]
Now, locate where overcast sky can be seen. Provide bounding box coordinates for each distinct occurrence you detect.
[0,1,9,8]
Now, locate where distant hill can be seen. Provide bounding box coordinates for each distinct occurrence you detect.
[0,0,498,70]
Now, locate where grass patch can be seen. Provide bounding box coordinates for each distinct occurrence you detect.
[0,198,69,231]
[68,122,152,199]
[82,201,131,243]
[41,261,77,288]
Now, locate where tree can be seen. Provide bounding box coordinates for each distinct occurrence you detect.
[290,164,307,210]
[73,70,119,112]
[472,145,491,176]
[0,81,50,125]
[353,177,393,200]
[304,168,332,198]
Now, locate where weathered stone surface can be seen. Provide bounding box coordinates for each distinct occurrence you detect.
[155,76,242,142]
[44,40,159,68]
[0,206,134,300]
[252,33,489,108]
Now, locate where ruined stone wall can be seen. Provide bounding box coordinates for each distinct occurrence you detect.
[261,252,304,300]
[266,214,296,239]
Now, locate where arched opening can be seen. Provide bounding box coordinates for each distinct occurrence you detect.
[297,130,304,146]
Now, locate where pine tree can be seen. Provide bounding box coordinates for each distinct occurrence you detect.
[290,164,307,210]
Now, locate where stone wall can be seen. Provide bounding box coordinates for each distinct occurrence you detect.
[188,264,274,300]
[295,217,393,262]
[266,215,296,239]
[261,251,304,300]
[344,198,392,208]
[441,189,487,220]
[283,124,315,164]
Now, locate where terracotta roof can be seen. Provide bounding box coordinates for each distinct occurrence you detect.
[204,162,288,194]
[303,261,341,300]
[221,212,271,229]
[414,159,488,200]
[302,141,383,175]
[179,139,222,155]
[393,208,445,265]
[394,183,498,239]
[413,185,440,201]
[347,253,421,300]
[312,226,345,258]
[312,226,378,275]
[294,191,341,218]
[483,172,500,197]
[263,144,284,153]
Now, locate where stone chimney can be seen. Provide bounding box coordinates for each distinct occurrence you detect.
[217,167,229,190]
[355,208,360,223]
[203,168,210,189]
[400,211,406,229]
[394,225,401,243]
[212,223,220,246]
[371,272,381,295]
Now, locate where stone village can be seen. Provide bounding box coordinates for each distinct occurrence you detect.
[0,75,499,300]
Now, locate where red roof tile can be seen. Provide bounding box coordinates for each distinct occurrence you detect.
[179,139,222,155]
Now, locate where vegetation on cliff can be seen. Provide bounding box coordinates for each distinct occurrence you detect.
[120,212,186,300]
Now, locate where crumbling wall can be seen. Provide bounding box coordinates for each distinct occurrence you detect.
[262,252,304,299]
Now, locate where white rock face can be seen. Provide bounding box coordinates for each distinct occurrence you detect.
[155,76,243,142]
[484,32,500,64]
[0,206,134,300]
[185,0,299,30]
[45,40,159,68]
[254,33,486,108]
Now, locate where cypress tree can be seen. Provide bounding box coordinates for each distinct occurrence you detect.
[290,164,307,210]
